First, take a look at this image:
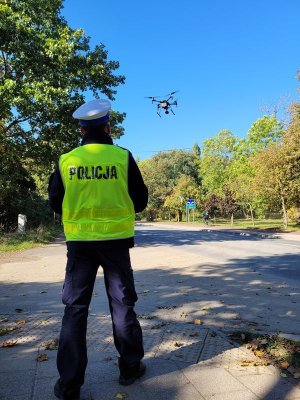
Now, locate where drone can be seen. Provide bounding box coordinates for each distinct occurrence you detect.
[145,91,178,117]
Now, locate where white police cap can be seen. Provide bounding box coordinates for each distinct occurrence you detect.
[72,99,111,126]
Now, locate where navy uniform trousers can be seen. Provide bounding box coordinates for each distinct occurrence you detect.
[57,241,144,391]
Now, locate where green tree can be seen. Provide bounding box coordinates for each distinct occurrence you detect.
[204,194,220,218]
[250,143,287,227]
[218,188,240,224]
[192,142,201,157]
[247,115,283,154]
[283,104,300,209]
[139,149,201,220]
[0,0,126,230]
[1,0,125,170]
[200,130,237,196]
[247,112,299,227]
[164,174,201,221]
[225,116,284,222]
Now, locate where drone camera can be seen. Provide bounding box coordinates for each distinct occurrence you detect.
[146,90,179,117]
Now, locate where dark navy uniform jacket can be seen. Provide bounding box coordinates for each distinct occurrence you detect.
[48,134,148,248]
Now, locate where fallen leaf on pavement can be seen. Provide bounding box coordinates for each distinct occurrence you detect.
[1,339,18,348]
[253,350,265,357]
[239,360,269,367]
[115,392,127,399]
[0,327,14,336]
[193,319,202,325]
[43,338,58,350]
[40,320,51,325]
[280,360,290,369]
[36,354,48,362]
[174,342,184,347]
[17,319,26,325]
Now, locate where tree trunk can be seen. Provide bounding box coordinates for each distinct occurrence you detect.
[249,204,255,227]
[177,210,182,222]
[279,186,288,228]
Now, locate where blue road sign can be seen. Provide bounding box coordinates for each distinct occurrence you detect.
[186,199,196,209]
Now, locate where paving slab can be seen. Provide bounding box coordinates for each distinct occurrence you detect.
[1,313,300,399]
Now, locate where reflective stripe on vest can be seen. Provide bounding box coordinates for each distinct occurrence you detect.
[59,144,135,241]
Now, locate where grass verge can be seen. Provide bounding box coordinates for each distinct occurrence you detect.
[0,225,63,252]
[211,218,300,232]
[159,218,300,232]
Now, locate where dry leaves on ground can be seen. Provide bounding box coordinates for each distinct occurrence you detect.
[193,319,202,325]
[36,354,48,362]
[239,360,270,367]
[229,331,300,379]
[1,339,18,348]
[43,338,58,350]
[115,392,127,399]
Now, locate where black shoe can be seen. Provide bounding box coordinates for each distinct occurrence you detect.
[54,379,80,400]
[119,361,146,386]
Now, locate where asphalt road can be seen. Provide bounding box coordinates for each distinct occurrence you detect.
[132,222,300,337]
[134,222,300,283]
[1,222,300,336]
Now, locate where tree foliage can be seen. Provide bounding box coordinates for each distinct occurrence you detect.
[247,115,284,153]
[139,110,299,227]
[0,0,126,230]
[139,149,201,220]
[200,130,237,196]
[164,174,201,221]
[0,0,125,169]
[250,107,300,226]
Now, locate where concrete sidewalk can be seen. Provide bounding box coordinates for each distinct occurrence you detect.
[1,230,300,400]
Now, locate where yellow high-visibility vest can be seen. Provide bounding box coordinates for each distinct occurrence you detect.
[59,144,135,241]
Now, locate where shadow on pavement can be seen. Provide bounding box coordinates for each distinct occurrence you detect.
[135,225,279,247]
[0,227,300,399]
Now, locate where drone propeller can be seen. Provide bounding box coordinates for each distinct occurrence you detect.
[165,90,179,98]
[145,96,161,103]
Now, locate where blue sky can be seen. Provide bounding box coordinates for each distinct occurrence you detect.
[62,0,299,160]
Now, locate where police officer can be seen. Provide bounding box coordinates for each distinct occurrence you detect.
[48,99,148,400]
